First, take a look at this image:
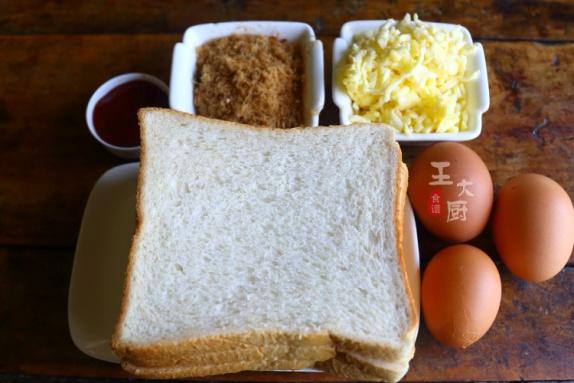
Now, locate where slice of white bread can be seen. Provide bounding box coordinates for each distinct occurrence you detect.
[118,344,415,380]
[123,343,335,378]
[318,351,411,382]
[122,347,413,380]
[112,108,417,381]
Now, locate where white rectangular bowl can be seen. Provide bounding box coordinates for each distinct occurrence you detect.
[170,21,325,127]
[332,20,490,142]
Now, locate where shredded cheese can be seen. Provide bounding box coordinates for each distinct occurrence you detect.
[340,14,477,134]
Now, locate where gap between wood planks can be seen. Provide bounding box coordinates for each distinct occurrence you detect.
[2,32,574,44]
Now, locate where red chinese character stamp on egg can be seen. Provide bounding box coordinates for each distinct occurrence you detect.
[427,189,443,216]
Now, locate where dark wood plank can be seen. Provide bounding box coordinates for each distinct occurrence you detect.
[1,0,574,40]
[481,41,574,263]
[0,247,572,381]
[0,34,178,247]
[401,41,574,265]
[407,266,574,381]
[0,3,572,382]
[1,36,572,266]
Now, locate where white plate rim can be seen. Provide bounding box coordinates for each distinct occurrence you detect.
[68,163,420,364]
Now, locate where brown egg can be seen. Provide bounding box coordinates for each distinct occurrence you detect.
[422,245,501,349]
[493,173,574,282]
[408,142,493,242]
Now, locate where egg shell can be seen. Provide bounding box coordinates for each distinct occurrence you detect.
[493,173,574,282]
[422,244,501,349]
[408,142,493,242]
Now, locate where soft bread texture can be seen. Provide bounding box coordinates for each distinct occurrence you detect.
[112,108,417,381]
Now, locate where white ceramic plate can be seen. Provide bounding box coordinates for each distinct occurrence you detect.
[68,162,420,363]
[332,20,490,142]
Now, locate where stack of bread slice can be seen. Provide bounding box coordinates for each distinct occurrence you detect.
[112,109,418,382]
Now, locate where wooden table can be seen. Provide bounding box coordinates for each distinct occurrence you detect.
[1,1,572,382]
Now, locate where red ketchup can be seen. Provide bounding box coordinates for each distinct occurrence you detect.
[93,80,168,147]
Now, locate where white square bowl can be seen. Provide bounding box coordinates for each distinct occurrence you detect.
[170,21,324,127]
[332,20,490,142]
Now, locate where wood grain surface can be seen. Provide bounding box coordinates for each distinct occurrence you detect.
[1,36,572,261]
[1,0,574,40]
[0,1,573,382]
[0,248,572,381]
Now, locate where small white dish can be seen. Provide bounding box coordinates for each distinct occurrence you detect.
[332,20,490,142]
[170,21,325,127]
[86,73,169,159]
[68,163,419,364]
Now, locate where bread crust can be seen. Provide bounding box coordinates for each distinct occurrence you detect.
[393,147,419,341]
[124,344,334,368]
[317,351,410,382]
[116,330,334,367]
[111,108,150,354]
[121,344,334,378]
[123,358,319,379]
[111,108,418,380]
